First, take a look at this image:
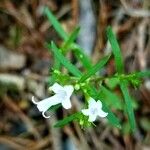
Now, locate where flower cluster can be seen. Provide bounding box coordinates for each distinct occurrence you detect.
[32,83,108,122]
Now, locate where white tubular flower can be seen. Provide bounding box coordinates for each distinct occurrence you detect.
[81,97,108,122]
[32,83,74,118]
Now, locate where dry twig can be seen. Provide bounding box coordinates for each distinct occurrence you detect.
[120,0,150,17]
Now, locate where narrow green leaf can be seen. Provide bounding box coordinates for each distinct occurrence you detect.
[122,122,131,135]
[79,54,111,82]
[134,71,150,78]
[47,43,61,86]
[48,56,61,86]
[99,86,123,110]
[44,7,68,40]
[48,104,61,112]
[54,112,80,127]
[106,26,124,74]
[103,104,121,128]
[70,44,92,69]
[120,81,136,132]
[62,27,80,52]
[48,42,82,77]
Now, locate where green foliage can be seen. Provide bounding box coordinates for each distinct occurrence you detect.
[48,42,82,77]
[44,7,68,40]
[79,54,111,82]
[61,27,80,52]
[47,41,121,128]
[70,44,92,69]
[44,7,150,132]
[48,104,61,112]
[107,26,137,132]
[134,71,150,78]
[54,112,81,127]
[120,81,136,132]
[106,26,124,74]
[122,122,130,135]
[44,7,92,69]
[105,77,119,89]
[98,85,123,110]
[48,55,61,86]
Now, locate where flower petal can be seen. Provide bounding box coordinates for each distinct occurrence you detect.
[61,85,73,109]
[98,109,108,118]
[64,85,74,98]
[42,111,50,118]
[36,94,62,112]
[50,83,64,94]
[88,114,97,122]
[97,100,102,109]
[32,96,38,104]
[61,98,72,109]
[81,109,89,116]
[88,97,97,109]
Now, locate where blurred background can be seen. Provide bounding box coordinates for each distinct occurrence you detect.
[0,0,150,150]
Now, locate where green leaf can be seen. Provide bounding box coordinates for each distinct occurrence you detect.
[106,26,124,74]
[54,112,80,127]
[122,122,131,135]
[48,42,82,77]
[44,7,68,40]
[48,104,61,112]
[70,44,92,69]
[105,77,119,89]
[101,101,121,128]
[79,54,111,82]
[134,71,150,78]
[98,86,123,110]
[62,27,80,52]
[120,81,136,132]
[48,56,61,86]
[47,43,61,86]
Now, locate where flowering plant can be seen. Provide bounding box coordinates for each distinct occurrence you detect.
[32,83,74,118]
[32,7,150,132]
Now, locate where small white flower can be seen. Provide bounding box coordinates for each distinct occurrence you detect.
[32,83,74,118]
[81,97,108,122]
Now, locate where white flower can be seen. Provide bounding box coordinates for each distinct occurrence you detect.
[32,83,74,118]
[81,97,108,122]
